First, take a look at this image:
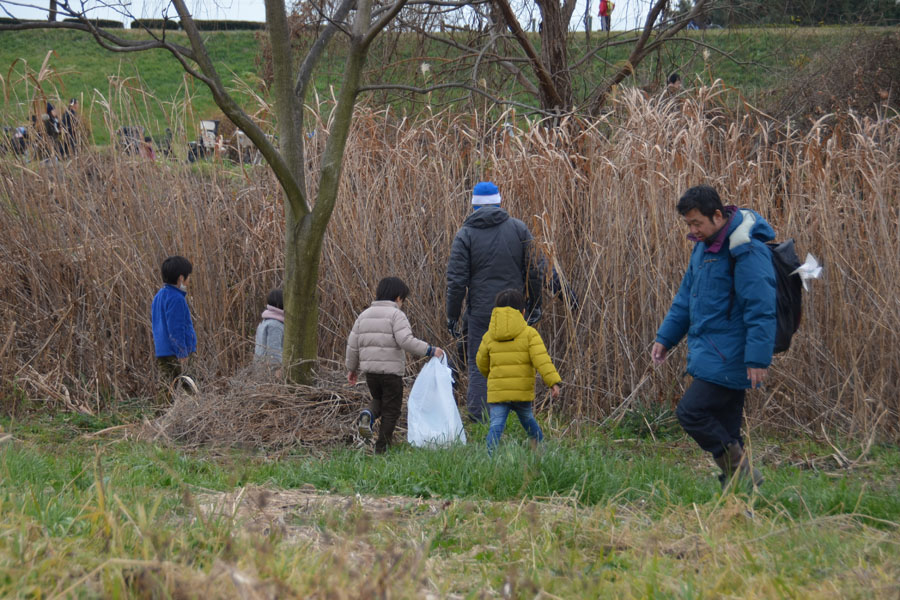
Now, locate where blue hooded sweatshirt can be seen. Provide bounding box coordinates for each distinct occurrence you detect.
[152,284,197,359]
[656,208,777,389]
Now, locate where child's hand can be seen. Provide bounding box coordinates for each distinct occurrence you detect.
[550,384,560,399]
[433,347,445,359]
[348,371,358,386]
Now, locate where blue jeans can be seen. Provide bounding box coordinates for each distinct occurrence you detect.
[487,402,543,454]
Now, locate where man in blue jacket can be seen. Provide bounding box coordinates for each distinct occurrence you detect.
[152,255,197,401]
[446,181,543,423]
[652,185,775,489]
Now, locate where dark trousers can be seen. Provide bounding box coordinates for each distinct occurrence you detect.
[675,378,745,458]
[465,317,490,423]
[366,373,404,453]
[156,355,195,404]
[156,355,183,403]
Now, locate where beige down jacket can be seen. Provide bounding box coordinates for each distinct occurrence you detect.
[345,300,432,376]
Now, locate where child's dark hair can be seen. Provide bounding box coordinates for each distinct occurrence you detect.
[160,256,192,285]
[267,288,284,309]
[375,277,410,302]
[494,288,526,311]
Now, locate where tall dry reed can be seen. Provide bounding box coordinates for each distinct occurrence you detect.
[1,82,898,441]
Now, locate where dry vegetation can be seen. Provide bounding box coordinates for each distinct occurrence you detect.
[1,82,898,442]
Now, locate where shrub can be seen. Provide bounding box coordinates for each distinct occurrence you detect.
[130,19,180,30]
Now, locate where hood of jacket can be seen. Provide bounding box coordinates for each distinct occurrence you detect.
[723,208,776,254]
[463,205,510,229]
[488,306,527,341]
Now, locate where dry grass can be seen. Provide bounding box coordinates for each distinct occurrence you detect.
[1,81,898,441]
[145,367,371,449]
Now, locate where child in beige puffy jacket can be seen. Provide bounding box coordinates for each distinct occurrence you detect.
[346,277,444,453]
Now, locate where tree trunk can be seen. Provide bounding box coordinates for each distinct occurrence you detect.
[537,0,572,111]
[49,0,57,22]
[283,210,323,384]
[283,0,374,384]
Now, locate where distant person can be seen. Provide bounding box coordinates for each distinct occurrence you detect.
[42,102,61,156]
[140,135,156,160]
[11,126,28,156]
[652,185,774,490]
[446,181,544,423]
[346,277,444,454]
[667,72,682,93]
[254,288,284,366]
[476,289,561,455]
[61,98,80,156]
[598,0,614,31]
[152,256,197,401]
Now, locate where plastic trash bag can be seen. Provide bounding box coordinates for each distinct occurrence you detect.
[407,356,466,448]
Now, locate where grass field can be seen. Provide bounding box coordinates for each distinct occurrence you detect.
[2,22,899,597]
[1,26,893,145]
[1,412,899,597]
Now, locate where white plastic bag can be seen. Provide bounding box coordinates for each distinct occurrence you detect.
[407,356,466,447]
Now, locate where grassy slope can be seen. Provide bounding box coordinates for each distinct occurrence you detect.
[1,413,899,596]
[1,27,889,146]
[0,30,261,145]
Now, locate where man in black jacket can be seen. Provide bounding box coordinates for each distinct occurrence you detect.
[446,181,543,422]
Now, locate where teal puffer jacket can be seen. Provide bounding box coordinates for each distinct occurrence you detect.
[656,208,777,390]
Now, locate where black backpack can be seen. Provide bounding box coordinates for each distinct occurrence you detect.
[728,239,803,354]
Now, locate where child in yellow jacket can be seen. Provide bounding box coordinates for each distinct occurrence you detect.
[476,289,561,454]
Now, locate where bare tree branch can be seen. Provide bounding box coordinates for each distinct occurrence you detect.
[295,0,357,100]
[363,0,409,48]
[584,0,710,114]
[492,0,565,110]
[357,81,553,115]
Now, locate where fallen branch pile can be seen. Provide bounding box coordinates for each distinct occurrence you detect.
[147,367,372,450]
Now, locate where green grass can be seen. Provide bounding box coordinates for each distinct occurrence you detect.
[1,412,899,596]
[0,29,262,145]
[2,26,895,147]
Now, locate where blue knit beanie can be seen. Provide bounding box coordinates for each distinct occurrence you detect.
[472,181,501,206]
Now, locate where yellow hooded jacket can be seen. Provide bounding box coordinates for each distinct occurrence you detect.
[476,306,562,403]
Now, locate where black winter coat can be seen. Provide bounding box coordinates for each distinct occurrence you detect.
[446,206,543,324]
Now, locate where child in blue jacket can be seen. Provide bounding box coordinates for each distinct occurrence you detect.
[152,256,197,399]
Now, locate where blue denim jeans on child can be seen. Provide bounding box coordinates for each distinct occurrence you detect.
[487,402,543,454]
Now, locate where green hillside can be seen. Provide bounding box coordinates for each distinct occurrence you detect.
[0,29,261,145]
[0,26,892,146]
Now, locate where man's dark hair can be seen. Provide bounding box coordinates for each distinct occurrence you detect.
[375,277,410,301]
[667,72,681,85]
[677,185,724,219]
[160,255,192,284]
[267,288,284,309]
[494,288,526,311]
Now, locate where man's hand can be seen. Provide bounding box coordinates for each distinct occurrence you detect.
[348,371,358,386]
[550,384,560,399]
[651,342,668,366]
[747,367,768,389]
[447,318,458,337]
[433,347,445,359]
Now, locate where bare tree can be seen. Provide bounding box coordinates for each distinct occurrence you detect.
[0,0,409,384]
[376,0,724,115]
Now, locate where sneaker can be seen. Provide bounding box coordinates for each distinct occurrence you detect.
[357,410,373,439]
